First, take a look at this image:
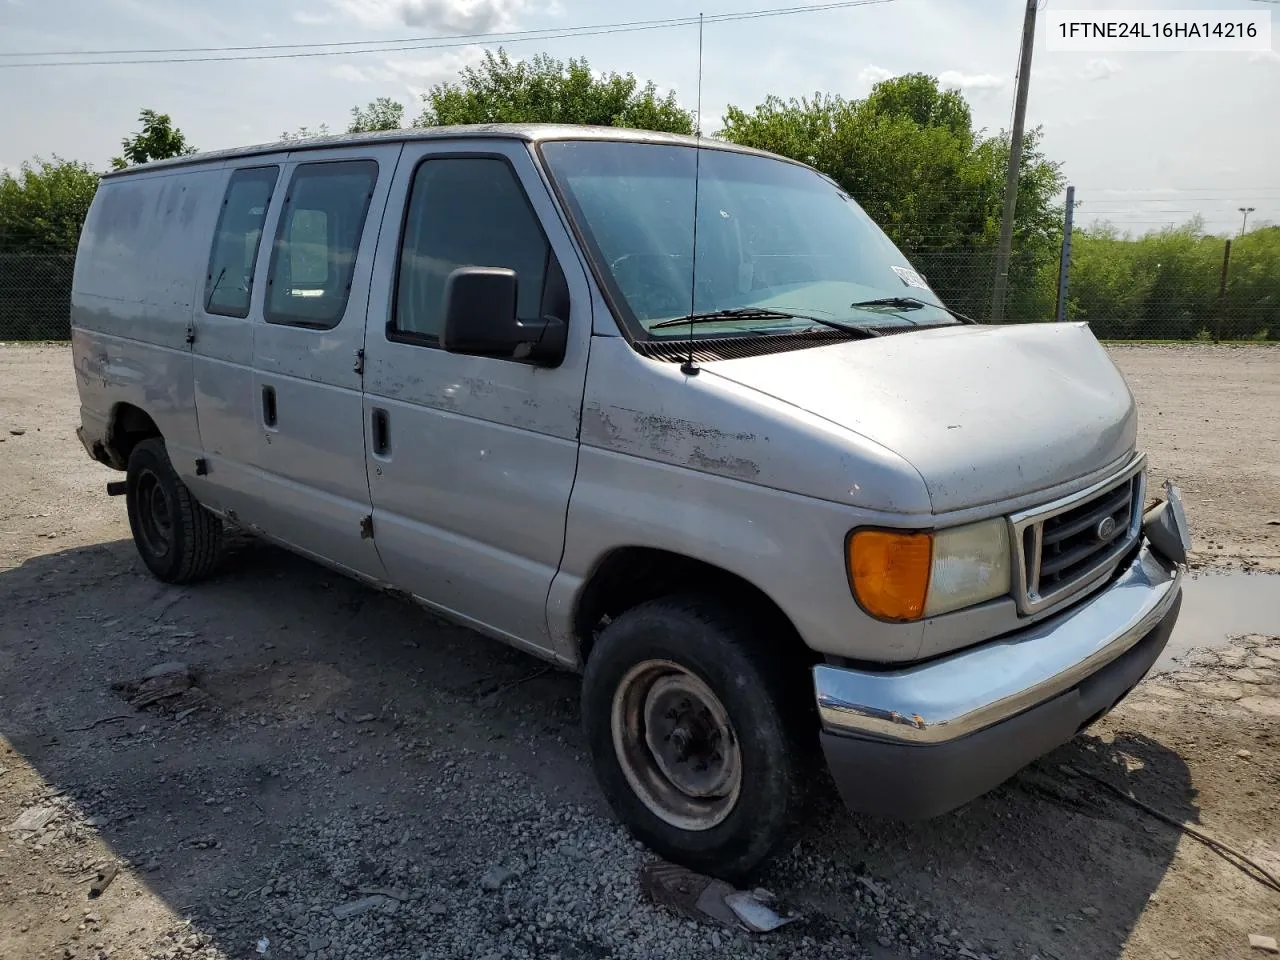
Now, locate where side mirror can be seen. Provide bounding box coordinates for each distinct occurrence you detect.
[439,266,566,367]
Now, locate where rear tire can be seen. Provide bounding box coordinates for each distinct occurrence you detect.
[581,594,803,880]
[125,438,222,583]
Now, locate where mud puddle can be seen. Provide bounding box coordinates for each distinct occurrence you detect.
[1154,570,1280,672]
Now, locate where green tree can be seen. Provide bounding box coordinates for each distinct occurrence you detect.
[0,157,100,253]
[719,74,1065,320]
[416,49,694,133]
[279,123,331,142]
[111,109,196,170]
[1063,219,1278,340]
[348,97,404,133]
[863,73,972,137]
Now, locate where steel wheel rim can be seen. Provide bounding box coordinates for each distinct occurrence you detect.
[611,659,742,831]
[135,468,174,557]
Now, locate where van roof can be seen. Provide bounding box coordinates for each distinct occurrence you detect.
[100,123,799,178]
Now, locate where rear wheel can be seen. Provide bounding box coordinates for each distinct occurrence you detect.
[125,438,222,583]
[581,594,803,880]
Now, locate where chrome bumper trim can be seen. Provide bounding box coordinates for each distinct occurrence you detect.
[814,544,1182,744]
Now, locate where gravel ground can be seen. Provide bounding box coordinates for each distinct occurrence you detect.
[2,342,1278,960]
[1108,344,1280,573]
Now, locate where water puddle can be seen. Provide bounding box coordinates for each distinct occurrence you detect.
[1154,570,1280,673]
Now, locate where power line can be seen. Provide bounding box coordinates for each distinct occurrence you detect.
[0,17,678,57]
[0,0,896,68]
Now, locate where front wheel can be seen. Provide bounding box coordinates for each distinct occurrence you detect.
[125,438,222,583]
[581,595,803,880]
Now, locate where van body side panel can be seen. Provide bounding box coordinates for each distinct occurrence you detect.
[71,167,227,472]
[188,157,289,523]
[247,144,403,579]
[361,140,592,653]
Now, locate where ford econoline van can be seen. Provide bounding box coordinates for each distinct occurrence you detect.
[70,125,1189,879]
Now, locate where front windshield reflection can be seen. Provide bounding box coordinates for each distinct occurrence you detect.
[540,139,955,338]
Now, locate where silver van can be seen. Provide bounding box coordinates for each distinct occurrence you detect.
[70,124,1189,879]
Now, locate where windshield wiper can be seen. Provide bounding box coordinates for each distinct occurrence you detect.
[850,296,978,325]
[650,307,881,338]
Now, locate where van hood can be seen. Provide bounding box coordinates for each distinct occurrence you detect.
[703,321,1136,514]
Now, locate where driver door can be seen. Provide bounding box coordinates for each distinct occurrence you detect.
[359,138,592,655]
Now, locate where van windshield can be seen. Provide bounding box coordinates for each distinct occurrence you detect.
[540,140,956,338]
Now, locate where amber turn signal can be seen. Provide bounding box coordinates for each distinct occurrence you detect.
[847,529,934,622]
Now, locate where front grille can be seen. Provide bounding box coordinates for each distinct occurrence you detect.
[1010,458,1147,616]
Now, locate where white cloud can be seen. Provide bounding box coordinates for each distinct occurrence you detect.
[1080,58,1120,81]
[856,64,895,89]
[326,0,529,31]
[332,46,488,100]
[1034,57,1122,90]
[292,9,335,25]
[937,70,1005,92]
[333,63,387,82]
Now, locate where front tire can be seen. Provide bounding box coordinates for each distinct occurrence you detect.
[125,438,222,583]
[581,595,803,880]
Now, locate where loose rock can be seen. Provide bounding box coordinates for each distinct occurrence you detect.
[6,805,57,833]
[478,866,516,893]
[332,895,389,919]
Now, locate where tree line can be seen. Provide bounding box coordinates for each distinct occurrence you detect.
[1,48,1274,340]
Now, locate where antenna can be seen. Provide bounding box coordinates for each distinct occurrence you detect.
[681,12,705,377]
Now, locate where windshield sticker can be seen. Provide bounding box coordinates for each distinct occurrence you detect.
[891,265,930,290]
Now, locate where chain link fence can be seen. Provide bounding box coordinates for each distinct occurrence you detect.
[0,253,76,341]
[1,235,1275,343]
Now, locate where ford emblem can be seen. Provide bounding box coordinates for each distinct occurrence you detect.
[1095,516,1117,541]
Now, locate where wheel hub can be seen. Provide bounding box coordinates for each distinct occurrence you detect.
[611,660,742,831]
[135,468,174,557]
[643,676,735,800]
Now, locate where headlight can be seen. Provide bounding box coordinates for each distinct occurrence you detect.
[847,519,1011,622]
[925,519,1011,616]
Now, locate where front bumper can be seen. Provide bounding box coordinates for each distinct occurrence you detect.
[814,543,1182,818]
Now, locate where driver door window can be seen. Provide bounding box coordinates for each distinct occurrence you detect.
[391,157,549,346]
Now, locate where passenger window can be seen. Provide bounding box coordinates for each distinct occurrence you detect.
[266,159,377,329]
[392,157,549,343]
[205,166,278,318]
[288,209,329,287]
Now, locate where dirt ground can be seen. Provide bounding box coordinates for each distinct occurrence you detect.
[1,342,1278,960]
[1109,344,1280,574]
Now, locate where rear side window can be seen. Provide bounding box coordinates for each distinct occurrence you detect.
[266,159,378,329]
[392,157,549,344]
[205,166,278,318]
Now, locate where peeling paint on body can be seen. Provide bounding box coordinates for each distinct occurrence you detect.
[688,447,761,480]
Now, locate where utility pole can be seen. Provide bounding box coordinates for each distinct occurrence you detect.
[1215,239,1232,343]
[1238,206,1255,238]
[991,0,1039,322]
[1055,186,1075,322]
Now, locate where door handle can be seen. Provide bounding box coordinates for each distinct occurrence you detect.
[262,385,277,427]
[371,408,390,456]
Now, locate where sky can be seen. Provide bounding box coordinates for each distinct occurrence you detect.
[1,0,1277,236]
